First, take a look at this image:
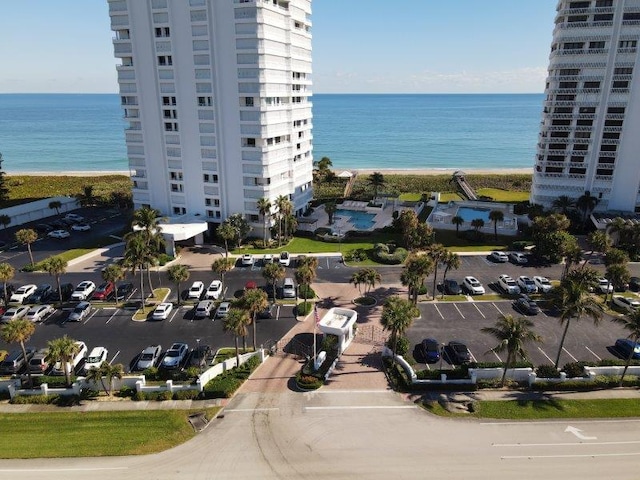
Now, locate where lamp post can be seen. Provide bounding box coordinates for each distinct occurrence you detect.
[439,343,445,373]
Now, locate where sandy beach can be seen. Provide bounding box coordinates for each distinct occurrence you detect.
[348,167,533,176]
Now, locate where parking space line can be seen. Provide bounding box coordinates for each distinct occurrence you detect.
[492,302,504,315]
[453,304,465,319]
[222,286,228,299]
[472,303,486,318]
[469,350,478,363]
[433,304,445,320]
[326,257,330,269]
[105,309,120,324]
[537,346,554,363]
[492,351,502,362]
[276,305,281,320]
[562,347,578,362]
[109,351,120,364]
[84,310,99,324]
[169,309,180,323]
[585,345,602,361]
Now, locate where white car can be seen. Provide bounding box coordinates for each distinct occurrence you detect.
[26,304,54,323]
[136,345,162,371]
[48,229,71,239]
[241,254,254,267]
[83,346,108,373]
[282,278,296,298]
[497,274,520,295]
[517,276,537,294]
[187,281,205,300]
[68,301,92,322]
[263,253,274,264]
[489,251,509,263]
[71,223,91,232]
[509,252,528,264]
[463,276,485,295]
[64,213,84,223]
[216,301,230,319]
[205,280,222,300]
[279,251,291,267]
[597,278,614,294]
[194,300,215,319]
[1,306,30,323]
[9,284,37,304]
[533,276,553,293]
[71,281,96,301]
[612,295,640,313]
[152,302,173,320]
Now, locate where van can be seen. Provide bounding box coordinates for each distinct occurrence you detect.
[27,348,50,375]
[282,278,296,298]
[52,341,88,376]
[0,348,36,375]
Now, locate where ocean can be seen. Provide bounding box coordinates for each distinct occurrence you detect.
[0,93,543,173]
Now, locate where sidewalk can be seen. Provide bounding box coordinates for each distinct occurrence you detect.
[0,397,224,413]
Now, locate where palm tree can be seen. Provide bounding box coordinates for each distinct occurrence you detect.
[262,262,285,302]
[368,172,385,199]
[122,232,149,306]
[488,210,504,241]
[41,256,68,307]
[280,199,294,242]
[167,264,190,306]
[238,288,268,350]
[325,201,337,225]
[552,278,603,368]
[275,195,289,246]
[15,228,38,266]
[451,215,464,237]
[217,223,236,258]
[576,191,598,227]
[85,362,124,396]
[223,308,250,366]
[48,200,62,215]
[552,195,575,215]
[101,264,124,306]
[587,230,611,256]
[380,296,418,362]
[481,314,542,387]
[257,197,272,247]
[211,257,235,286]
[349,270,365,296]
[440,251,461,299]
[0,262,15,305]
[132,205,162,238]
[362,268,382,295]
[610,310,640,385]
[401,254,433,304]
[45,336,80,386]
[1,318,36,388]
[470,218,485,233]
[426,244,447,300]
[295,264,316,315]
[297,255,319,271]
[80,185,95,207]
[561,240,583,281]
[606,263,630,299]
[606,217,629,247]
[0,214,11,235]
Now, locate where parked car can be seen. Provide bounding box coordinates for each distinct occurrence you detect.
[447,341,472,365]
[27,348,50,375]
[187,281,205,300]
[489,251,509,263]
[517,276,537,294]
[611,295,640,313]
[9,284,37,304]
[1,306,30,323]
[47,283,74,302]
[279,251,291,267]
[509,252,528,264]
[615,338,640,360]
[64,213,84,223]
[116,282,134,301]
[187,344,211,368]
[48,229,71,239]
[0,347,36,375]
[194,300,215,319]
[91,281,115,301]
[533,276,553,294]
[498,274,520,295]
[216,301,230,319]
[463,276,485,295]
[136,345,162,371]
[68,301,92,322]
[629,277,640,292]
[241,254,254,267]
[71,222,91,232]
[35,223,53,234]
[26,304,54,323]
[152,302,173,321]
[263,253,274,265]
[83,346,108,373]
[71,281,96,301]
[596,278,614,294]
[442,279,461,295]
[514,294,541,315]
[282,278,296,298]
[52,341,88,376]
[205,280,222,300]
[421,338,441,363]
[161,342,189,369]
[27,284,53,304]
[257,304,276,319]
[49,220,66,230]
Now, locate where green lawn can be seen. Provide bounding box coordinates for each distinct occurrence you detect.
[433,229,510,251]
[476,188,530,202]
[0,408,220,458]
[398,193,423,201]
[438,192,463,202]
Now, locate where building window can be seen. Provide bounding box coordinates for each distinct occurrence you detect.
[164,122,179,132]
[170,171,183,181]
[619,40,637,48]
[170,183,183,192]
[162,96,177,106]
[563,42,584,50]
[157,55,173,66]
[243,138,256,147]
[205,198,211,206]
[612,80,629,88]
[197,96,212,106]
[614,67,633,75]
[589,41,605,49]
[584,81,600,88]
[203,174,219,183]
[163,109,177,119]
[596,0,613,6]
[244,97,254,107]
[155,27,170,37]
[249,215,259,222]
[173,207,186,215]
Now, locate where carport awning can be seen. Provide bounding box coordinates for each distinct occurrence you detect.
[135,215,209,241]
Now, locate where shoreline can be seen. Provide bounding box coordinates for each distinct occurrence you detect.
[6,171,130,177]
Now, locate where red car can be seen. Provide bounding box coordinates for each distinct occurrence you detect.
[91,281,115,301]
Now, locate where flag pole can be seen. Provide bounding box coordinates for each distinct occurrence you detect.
[313,303,319,366]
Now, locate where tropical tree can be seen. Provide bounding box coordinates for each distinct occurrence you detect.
[587,230,611,256]
[295,264,316,315]
[224,214,251,248]
[610,310,640,385]
[349,270,365,296]
[101,264,124,306]
[488,210,504,241]
[132,205,162,238]
[552,277,603,368]
[362,268,382,295]
[15,228,37,266]
[368,172,385,199]
[426,243,447,300]
[451,215,464,237]
[0,262,15,305]
[297,255,319,271]
[262,262,285,302]
[606,263,630,299]
[41,256,68,306]
[576,191,598,227]
[122,231,150,305]
[552,195,575,215]
[481,314,542,386]
[325,201,337,225]
[1,318,36,387]
[79,185,95,207]
[0,214,11,234]
[401,254,433,304]
[85,362,124,396]
[238,288,268,350]
[217,222,236,258]
[380,296,418,361]
[257,197,272,247]
[211,257,235,286]
[561,237,583,280]
[167,264,190,306]
[48,200,62,215]
[440,251,461,299]
[223,308,250,366]
[470,218,485,232]
[278,198,294,243]
[398,210,433,251]
[45,336,80,386]
[274,195,289,246]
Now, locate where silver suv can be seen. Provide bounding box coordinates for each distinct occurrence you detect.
[194,300,214,319]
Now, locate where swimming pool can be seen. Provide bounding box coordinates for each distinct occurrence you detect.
[456,206,491,223]
[335,209,376,230]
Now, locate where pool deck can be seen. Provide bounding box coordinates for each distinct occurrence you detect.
[427,200,519,234]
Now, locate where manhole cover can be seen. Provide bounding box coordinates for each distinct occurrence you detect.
[188,412,209,431]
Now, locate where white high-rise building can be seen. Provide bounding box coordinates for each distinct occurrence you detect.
[108,0,313,236]
[531,0,640,213]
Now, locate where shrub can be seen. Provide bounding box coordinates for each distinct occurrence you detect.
[202,356,260,399]
[471,361,533,369]
[157,253,174,266]
[142,366,159,381]
[345,248,368,262]
[133,391,146,401]
[536,364,561,378]
[295,371,323,390]
[371,243,408,265]
[173,389,201,400]
[597,358,640,367]
[386,335,410,356]
[295,302,313,316]
[118,386,136,398]
[10,394,56,405]
[511,240,532,251]
[298,284,316,299]
[417,284,428,295]
[562,361,589,378]
[314,227,332,236]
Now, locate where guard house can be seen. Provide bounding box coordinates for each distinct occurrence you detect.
[318,307,358,354]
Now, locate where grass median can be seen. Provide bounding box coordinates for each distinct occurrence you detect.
[0,407,220,458]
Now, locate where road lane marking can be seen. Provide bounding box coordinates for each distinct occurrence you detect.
[585,345,602,361]
[109,351,120,364]
[473,303,486,318]
[433,304,445,320]
[105,309,120,324]
[225,408,279,413]
[482,418,640,425]
[562,346,578,362]
[501,452,640,459]
[453,304,465,319]
[0,468,128,473]
[537,346,554,363]
[565,425,597,440]
[495,440,640,447]
[304,406,416,411]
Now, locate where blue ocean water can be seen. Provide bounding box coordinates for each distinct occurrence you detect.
[0,93,543,173]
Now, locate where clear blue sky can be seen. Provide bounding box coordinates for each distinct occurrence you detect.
[0,0,557,94]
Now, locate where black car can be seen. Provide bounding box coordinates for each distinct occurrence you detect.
[421,338,441,363]
[47,283,74,302]
[447,341,472,365]
[629,277,640,292]
[257,304,276,319]
[0,284,16,304]
[187,345,212,368]
[50,220,66,230]
[443,279,461,295]
[35,223,53,234]
[514,294,541,315]
[116,282,134,301]
[27,284,53,304]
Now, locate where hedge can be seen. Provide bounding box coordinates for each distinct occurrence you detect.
[298,284,316,299]
[202,356,260,399]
